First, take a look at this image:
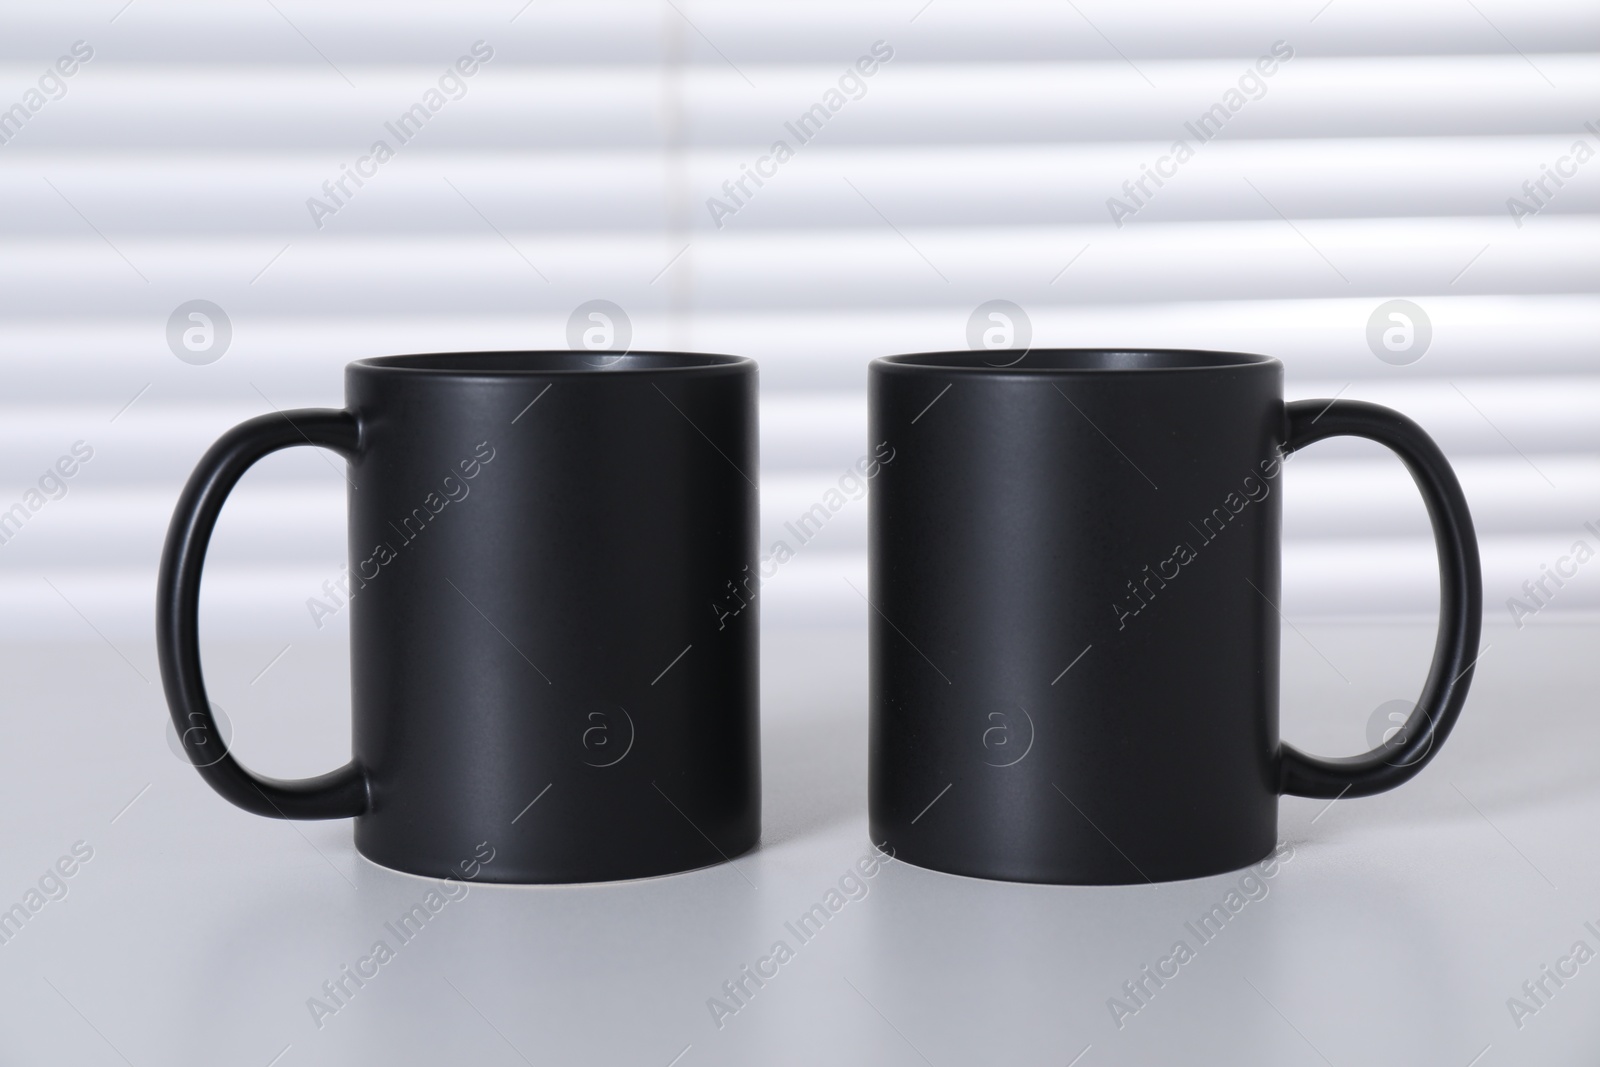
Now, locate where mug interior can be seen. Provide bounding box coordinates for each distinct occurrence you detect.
[354,351,750,374]
[879,349,1277,371]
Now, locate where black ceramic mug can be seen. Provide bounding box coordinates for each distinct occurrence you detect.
[868,350,1481,885]
[158,352,760,883]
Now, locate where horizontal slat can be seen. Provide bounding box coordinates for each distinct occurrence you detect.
[1281,457,1600,538]
[3,137,1596,235]
[0,218,1593,318]
[1,57,1595,152]
[4,0,1596,65]
[0,295,1594,396]
[1280,379,1600,458]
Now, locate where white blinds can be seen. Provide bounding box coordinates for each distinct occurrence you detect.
[0,0,1594,637]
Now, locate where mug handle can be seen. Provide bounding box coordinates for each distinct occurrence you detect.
[157,409,369,819]
[1277,399,1483,798]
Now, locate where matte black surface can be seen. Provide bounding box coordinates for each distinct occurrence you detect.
[159,351,760,883]
[867,349,1481,885]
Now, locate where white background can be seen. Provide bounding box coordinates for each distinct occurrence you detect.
[0,0,1595,641]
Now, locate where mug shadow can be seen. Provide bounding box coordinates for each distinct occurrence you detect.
[758,704,865,851]
[850,850,1465,1065]
[758,626,869,851]
[167,832,768,1065]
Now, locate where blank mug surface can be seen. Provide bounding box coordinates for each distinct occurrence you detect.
[159,352,761,883]
[868,349,1480,885]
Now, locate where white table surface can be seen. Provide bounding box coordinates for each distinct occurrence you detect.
[0,616,1596,1066]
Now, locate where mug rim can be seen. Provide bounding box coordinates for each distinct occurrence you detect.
[874,348,1280,373]
[352,350,754,376]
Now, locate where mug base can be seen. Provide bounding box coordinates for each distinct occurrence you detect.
[873,828,1280,887]
[351,827,762,886]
